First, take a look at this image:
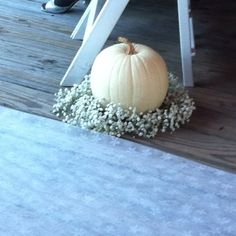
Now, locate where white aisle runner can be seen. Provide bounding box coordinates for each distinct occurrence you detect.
[0,106,235,236]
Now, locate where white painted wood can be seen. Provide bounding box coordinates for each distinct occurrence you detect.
[62,0,194,87]
[177,0,194,87]
[83,0,104,42]
[70,1,92,40]
[188,1,196,57]
[190,16,196,56]
[71,0,104,41]
[60,0,129,86]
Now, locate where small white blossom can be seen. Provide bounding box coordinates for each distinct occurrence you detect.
[52,73,195,138]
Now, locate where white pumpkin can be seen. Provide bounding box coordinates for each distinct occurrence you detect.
[90,38,169,113]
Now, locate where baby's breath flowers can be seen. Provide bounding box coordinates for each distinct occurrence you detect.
[53,73,195,138]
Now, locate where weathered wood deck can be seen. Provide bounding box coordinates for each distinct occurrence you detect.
[0,0,236,172]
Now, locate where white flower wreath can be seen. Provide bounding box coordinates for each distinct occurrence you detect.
[53,73,195,138]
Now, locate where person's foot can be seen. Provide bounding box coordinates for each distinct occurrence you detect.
[41,0,80,14]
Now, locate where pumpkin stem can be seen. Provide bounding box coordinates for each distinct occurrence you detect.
[118,37,136,55]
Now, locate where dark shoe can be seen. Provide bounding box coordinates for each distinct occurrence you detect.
[41,0,80,14]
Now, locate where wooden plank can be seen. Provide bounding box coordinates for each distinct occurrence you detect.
[0,81,56,119]
[187,106,236,142]
[189,88,236,118]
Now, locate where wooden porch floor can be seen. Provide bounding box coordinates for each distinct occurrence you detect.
[0,0,236,172]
